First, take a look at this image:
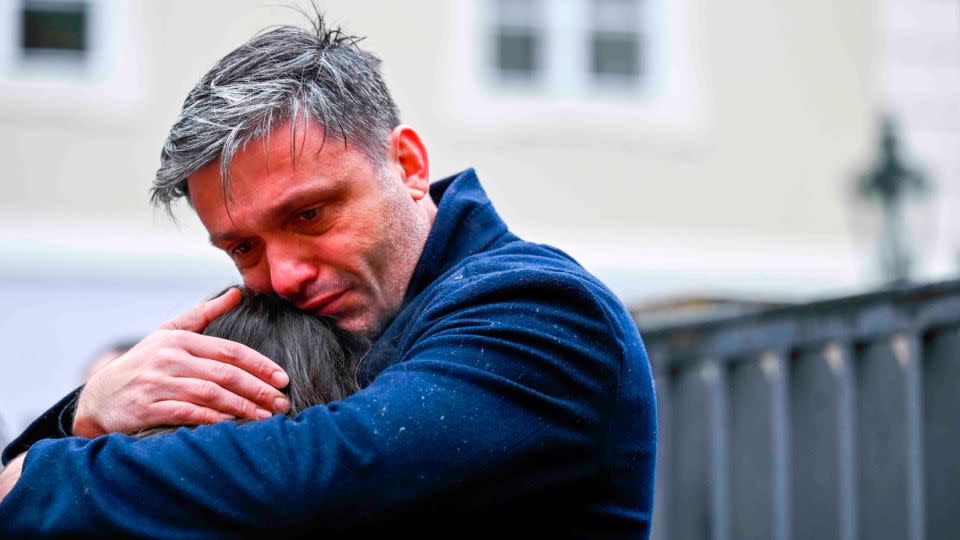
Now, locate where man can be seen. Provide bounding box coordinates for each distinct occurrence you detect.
[0,15,656,537]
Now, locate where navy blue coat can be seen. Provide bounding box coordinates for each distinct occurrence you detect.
[1,169,657,538]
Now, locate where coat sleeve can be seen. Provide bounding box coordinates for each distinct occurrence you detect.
[2,387,82,465]
[0,269,637,536]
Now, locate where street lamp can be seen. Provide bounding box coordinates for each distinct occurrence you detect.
[856,115,930,285]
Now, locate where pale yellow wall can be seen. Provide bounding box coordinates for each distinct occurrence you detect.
[416,0,876,240]
[0,0,884,297]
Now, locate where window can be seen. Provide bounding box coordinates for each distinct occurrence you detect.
[488,0,649,92]
[20,0,88,63]
[589,0,643,80]
[446,0,707,142]
[0,0,146,119]
[492,0,543,79]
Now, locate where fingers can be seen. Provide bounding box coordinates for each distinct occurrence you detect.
[73,295,296,435]
[175,331,290,390]
[170,355,290,418]
[169,378,273,420]
[161,288,243,333]
[146,400,237,427]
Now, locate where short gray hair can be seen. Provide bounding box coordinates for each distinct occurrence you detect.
[151,15,401,209]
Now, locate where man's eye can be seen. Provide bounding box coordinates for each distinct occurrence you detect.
[296,208,321,222]
[230,242,252,257]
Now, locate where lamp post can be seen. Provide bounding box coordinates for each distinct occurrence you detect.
[856,115,930,285]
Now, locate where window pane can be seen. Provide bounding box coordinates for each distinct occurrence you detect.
[21,1,88,52]
[492,0,541,77]
[591,32,641,77]
[592,0,640,33]
[496,0,539,28]
[590,0,643,81]
[497,30,538,75]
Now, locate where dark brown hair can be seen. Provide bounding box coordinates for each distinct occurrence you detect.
[137,287,367,437]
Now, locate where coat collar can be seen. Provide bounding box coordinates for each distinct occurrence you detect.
[402,168,509,305]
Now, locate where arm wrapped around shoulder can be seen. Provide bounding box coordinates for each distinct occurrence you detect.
[0,266,656,535]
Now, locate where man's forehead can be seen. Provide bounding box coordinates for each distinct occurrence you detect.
[187,122,357,200]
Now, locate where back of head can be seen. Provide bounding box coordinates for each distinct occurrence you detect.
[152,10,400,210]
[135,288,367,438]
[202,288,367,414]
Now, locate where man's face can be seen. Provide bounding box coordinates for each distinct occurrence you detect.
[188,121,434,337]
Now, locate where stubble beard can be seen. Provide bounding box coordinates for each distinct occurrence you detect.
[357,184,432,340]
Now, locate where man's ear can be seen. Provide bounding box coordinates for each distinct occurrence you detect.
[388,125,429,201]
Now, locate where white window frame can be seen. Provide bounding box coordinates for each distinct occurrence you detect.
[0,0,146,119]
[490,0,655,93]
[442,0,709,146]
[490,0,545,81]
[587,0,646,83]
[17,0,90,67]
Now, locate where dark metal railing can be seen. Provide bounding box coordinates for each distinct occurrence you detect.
[639,280,960,540]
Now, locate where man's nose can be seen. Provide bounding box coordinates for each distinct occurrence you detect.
[265,245,317,299]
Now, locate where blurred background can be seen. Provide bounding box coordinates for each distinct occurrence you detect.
[0,0,957,538]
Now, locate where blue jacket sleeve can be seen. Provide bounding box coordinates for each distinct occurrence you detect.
[2,387,82,465]
[0,268,643,536]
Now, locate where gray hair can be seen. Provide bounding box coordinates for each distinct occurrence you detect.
[151,14,401,209]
